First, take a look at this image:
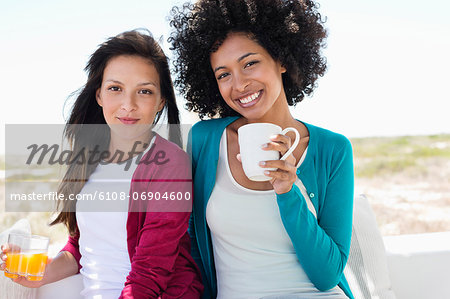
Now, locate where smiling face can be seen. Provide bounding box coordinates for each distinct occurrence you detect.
[210,32,287,122]
[96,55,165,147]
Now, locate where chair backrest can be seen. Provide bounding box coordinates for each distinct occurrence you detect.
[344,194,397,299]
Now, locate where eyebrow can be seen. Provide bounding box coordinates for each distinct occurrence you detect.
[213,52,257,73]
[105,79,157,87]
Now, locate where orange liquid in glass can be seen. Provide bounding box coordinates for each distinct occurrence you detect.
[4,251,48,281]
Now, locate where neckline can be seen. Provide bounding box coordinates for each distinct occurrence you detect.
[100,134,157,165]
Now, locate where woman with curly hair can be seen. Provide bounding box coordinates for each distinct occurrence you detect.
[170,0,354,298]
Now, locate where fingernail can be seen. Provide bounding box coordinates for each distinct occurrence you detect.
[261,143,268,148]
[259,161,266,166]
[264,170,270,175]
[270,135,277,140]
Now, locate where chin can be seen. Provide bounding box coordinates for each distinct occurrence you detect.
[239,110,267,122]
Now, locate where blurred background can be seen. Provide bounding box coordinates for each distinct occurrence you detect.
[1,0,449,249]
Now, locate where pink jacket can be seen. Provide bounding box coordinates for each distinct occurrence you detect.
[61,134,203,298]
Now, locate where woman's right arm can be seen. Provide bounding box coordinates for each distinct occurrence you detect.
[28,250,79,287]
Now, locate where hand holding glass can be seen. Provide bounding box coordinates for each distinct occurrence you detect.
[3,233,49,281]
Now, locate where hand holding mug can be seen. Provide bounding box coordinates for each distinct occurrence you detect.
[238,123,300,194]
[260,131,299,194]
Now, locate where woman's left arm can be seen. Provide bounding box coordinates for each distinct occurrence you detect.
[265,136,354,291]
[120,211,198,298]
[120,151,202,298]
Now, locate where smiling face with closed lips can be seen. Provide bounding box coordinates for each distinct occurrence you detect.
[210,32,287,122]
[96,55,165,148]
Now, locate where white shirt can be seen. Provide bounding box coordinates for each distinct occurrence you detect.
[76,138,154,299]
[206,131,346,299]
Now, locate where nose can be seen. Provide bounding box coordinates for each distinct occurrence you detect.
[120,93,137,112]
[232,72,250,93]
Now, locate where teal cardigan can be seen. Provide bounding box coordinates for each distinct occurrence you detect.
[188,117,354,299]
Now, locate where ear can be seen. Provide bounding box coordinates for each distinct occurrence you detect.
[158,98,166,112]
[96,88,102,107]
[280,65,287,74]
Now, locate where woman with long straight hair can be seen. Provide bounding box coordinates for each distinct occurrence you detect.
[1,29,202,299]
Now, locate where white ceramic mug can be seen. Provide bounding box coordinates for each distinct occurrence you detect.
[237,123,300,181]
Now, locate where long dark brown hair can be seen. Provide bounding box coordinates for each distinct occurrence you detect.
[51,29,181,235]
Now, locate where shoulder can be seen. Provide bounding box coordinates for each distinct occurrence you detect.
[135,134,190,177]
[191,117,235,136]
[190,117,238,153]
[131,135,192,201]
[152,134,190,166]
[305,122,352,154]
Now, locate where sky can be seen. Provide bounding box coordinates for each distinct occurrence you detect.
[1,0,449,154]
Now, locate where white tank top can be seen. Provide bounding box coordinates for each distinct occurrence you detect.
[206,131,347,299]
[76,137,154,299]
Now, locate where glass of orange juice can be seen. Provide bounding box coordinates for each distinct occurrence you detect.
[4,233,49,281]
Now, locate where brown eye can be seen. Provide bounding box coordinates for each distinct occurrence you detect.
[107,86,121,91]
[217,72,230,80]
[139,89,153,95]
[244,60,258,68]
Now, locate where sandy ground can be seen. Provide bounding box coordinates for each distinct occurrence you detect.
[355,158,450,236]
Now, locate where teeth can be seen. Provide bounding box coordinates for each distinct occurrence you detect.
[239,91,260,104]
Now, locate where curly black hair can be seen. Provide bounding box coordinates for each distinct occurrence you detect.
[169,0,327,119]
